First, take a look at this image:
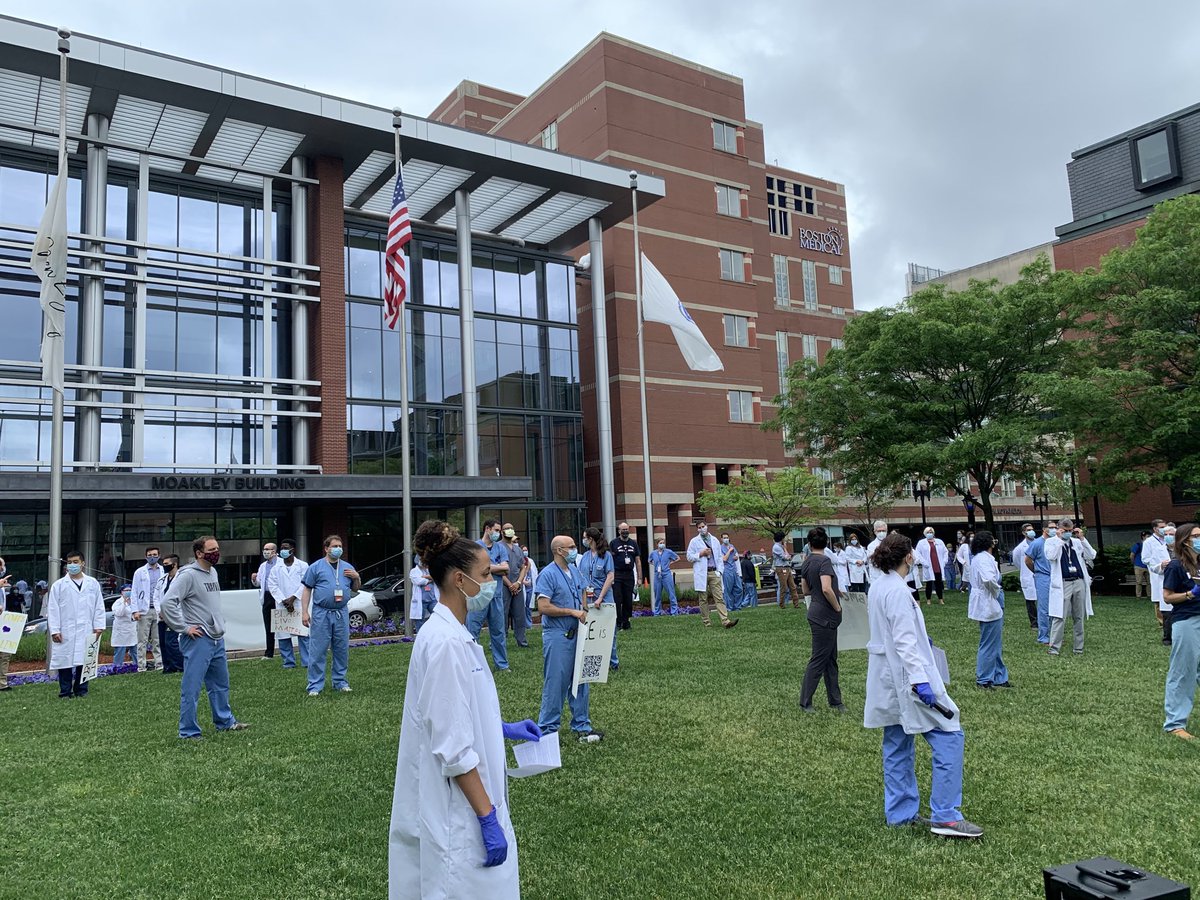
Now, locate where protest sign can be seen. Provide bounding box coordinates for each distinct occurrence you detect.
[80,634,100,683]
[507,731,562,778]
[0,611,27,655]
[271,607,310,637]
[837,591,870,651]
[571,603,616,697]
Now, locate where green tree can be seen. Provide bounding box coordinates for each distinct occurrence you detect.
[772,255,1079,529]
[1037,196,1200,498]
[697,466,838,540]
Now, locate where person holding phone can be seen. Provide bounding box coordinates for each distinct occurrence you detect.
[1160,521,1200,741]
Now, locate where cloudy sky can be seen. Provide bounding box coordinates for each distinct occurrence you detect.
[5,0,1198,308]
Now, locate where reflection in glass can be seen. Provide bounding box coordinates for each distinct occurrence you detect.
[472,252,495,314]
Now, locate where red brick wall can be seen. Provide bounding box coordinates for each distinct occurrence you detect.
[308,156,348,475]
[1053,218,1145,272]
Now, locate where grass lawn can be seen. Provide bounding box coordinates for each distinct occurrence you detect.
[3,594,1198,899]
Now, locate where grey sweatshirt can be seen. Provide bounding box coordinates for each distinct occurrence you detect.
[160,561,226,638]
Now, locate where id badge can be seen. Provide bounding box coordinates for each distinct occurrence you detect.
[334,588,344,601]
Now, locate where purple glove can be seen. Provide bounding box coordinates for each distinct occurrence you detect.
[502,719,542,742]
[477,806,508,867]
[914,683,937,708]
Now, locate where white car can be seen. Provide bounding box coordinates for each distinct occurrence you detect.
[348,590,384,630]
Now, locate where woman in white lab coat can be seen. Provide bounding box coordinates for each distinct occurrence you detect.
[110,585,139,667]
[864,533,982,838]
[967,532,1009,688]
[389,520,541,900]
[830,542,851,594]
[408,556,439,634]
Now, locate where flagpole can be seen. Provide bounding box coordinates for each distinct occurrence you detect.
[394,108,414,640]
[47,27,70,592]
[630,171,654,551]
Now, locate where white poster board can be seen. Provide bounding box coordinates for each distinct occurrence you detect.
[0,611,27,655]
[571,604,616,697]
[271,607,310,637]
[837,591,870,651]
[80,634,101,683]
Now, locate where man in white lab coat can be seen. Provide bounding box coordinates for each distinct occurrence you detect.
[866,520,889,585]
[687,522,738,629]
[1011,524,1039,632]
[1141,519,1174,644]
[267,539,309,669]
[48,550,106,699]
[1044,518,1097,656]
[130,546,164,671]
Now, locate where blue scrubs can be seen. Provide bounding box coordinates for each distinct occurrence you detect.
[722,544,744,610]
[649,549,679,614]
[581,550,617,669]
[466,538,510,671]
[302,558,354,692]
[1026,537,1051,644]
[976,610,1009,687]
[178,634,237,738]
[535,562,592,735]
[882,726,965,825]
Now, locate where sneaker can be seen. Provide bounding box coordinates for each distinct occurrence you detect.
[889,815,933,829]
[1072,650,1084,655]
[1169,729,1195,741]
[930,819,983,838]
[798,703,815,714]
[179,734,202,741]
[223,722,251,732]
[260,656,271,661]
[577,729,605,744]
[336,685,353,693]
[724,619,739,629]
[995,682,1014,689]
[307,691,320,697]
[830,704,847,714]
[1047,648,1060,656]
[975,682,994,690]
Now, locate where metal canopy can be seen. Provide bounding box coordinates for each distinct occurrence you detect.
[0,15,665,253]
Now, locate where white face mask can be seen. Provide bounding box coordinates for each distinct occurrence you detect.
[657,543,665,550]
[875,532,886,541]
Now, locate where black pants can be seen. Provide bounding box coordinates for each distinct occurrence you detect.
[157,620,185,673]
[924,576,944,600]
[849,582,866,594]
[261,601,275,657]
[58,665,87,697]
[799,619,842,708]
[613,576,636,629]
[1025,598,1038,629]
[1163,610,1174,645]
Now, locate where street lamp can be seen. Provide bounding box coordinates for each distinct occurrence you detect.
[1067,464,1082,523]
[1031,485,1050,524]
[961,492,977,528]
[1086,455,1106,560]
[911,478,932,526]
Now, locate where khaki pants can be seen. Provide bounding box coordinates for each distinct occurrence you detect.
[137,609,160,671]
[698,571,731,626]
[1134,567,1149,598]
[776,567,800,608]
[0,651,9,687]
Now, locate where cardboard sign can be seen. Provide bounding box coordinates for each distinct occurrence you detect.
[0,611,27,655]
[271,607,310,637]
[571,603,617,697]
[80,634,101,683]
[837,591,870,651]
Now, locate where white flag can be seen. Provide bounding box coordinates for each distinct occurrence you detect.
[639,253,723,372]
[30,173,69,394]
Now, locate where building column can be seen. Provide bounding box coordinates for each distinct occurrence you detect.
[77,507,98,572]
[676,504,695,532]
[307,156,348,474]
[78,112,109,467]
[456,189,479,536]
[588,217,616,535]
[701,462,717,495]
[730,465,743,485]
[290,157,310,544]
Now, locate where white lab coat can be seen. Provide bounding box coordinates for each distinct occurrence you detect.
[864,572,960,734]
[130,563,164,615]
[409,564,439,620]
[1141,535,1171,611]
[955,541,972,583]
[831,550,851,592]
[866,536,886,583]
[110,597,139,646]
[967,551,1003,622]
[844,544,868,583]
[686,533,724,591]
[1011,539,1037,601]
[47,574,106,670]
[389,603,518,900]
[913,538,950,583]
[1044,535,1097,619]
[268,559,309,637]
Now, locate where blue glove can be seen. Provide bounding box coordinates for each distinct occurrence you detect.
[502,719,541,742]
[477,807,508,867]
[914,683,937,708]
[928,636,935,648]
[1190,584,1200,600]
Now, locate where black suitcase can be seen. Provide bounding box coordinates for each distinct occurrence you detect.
[1044,857,1190,899]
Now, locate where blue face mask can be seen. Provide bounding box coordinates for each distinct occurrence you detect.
[1025,531,1036,539]
[329,546,344,559]
[463,574,496,611]
[280,549,291,559]
[146,556,159,566]
[66,563,82,576]
[1191,538,1200,553]
[565,548,579,564]
[1166,534,1176,546]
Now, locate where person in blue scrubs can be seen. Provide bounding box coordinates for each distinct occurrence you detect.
[1024,524,1052,644]
[300,534,361,695]
[580,526,618,671]
[466,519,511,672]
[649,541,680,615]
[536,535,603,743]
[721,533,744,611]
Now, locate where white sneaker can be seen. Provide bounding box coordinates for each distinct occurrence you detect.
[307,690,320,697]
[336,685,353,693]
[930,819,983,838]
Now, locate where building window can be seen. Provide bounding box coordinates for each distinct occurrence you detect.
[540,121,558,150]
[715,183,740,217]
[776,331,789,394]
[712,120,738,153]
[802,333,817,360]
[1130,123,1179,190]
[719,248,745,282]
[768,176,815,217]
[723,314,750,347]
[769,207,791,237]
[802,259,818,309]
[812,466,834,496]
[728,390,754,423]
[831,337,844,350]
[773,254,790,304]
[828,265,843,285]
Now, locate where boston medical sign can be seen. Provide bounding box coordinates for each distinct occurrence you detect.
[797,225,844,256]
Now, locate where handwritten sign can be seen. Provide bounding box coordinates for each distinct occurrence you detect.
[837,591,870,651]
[0,611,28,655]
[571,604,616,697]
[271,607,310,637]
[80,634,101,683]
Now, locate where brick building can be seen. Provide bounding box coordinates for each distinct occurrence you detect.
[431,34,855,551]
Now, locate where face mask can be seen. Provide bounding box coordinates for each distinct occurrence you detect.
[620,530,630,539]
[565,548,579,564]
[1166,534,1176,546]
[203,550,221,565]
[121,592,131,600]
[462,574,496,611]
[66,563,82,576]
[1026,530,1036,539]
[163,563,175,572]
[263,550,274,560]
[1156,528,1165,536]
[492,530,503,543]
[328,547,343,560]
[875,532,886,540]
[850,539,858,546]
[657,542,665,550]
[924,532,934,540]
[280,549,292,559]
[1191,538,1200,553]
[722,538,730,545]
[146,556,159,566]
[583,537,592,548]
[904,555,914,571]
[504,528,515,539]
[699,527,708,536]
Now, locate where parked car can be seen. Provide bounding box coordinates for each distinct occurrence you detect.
[748,553,777,590]
[365,575,407,619]
[347,590,385,630]
[791,552,806,577]
[24,611,116,635]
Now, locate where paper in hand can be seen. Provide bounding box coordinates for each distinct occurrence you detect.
[506,730,561,778]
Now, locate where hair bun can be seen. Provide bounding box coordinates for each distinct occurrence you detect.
[414,520,460,566]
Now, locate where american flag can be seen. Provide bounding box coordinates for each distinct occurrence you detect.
[383,170,412,330]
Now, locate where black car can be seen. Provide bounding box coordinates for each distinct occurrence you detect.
[366,576,407,619]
